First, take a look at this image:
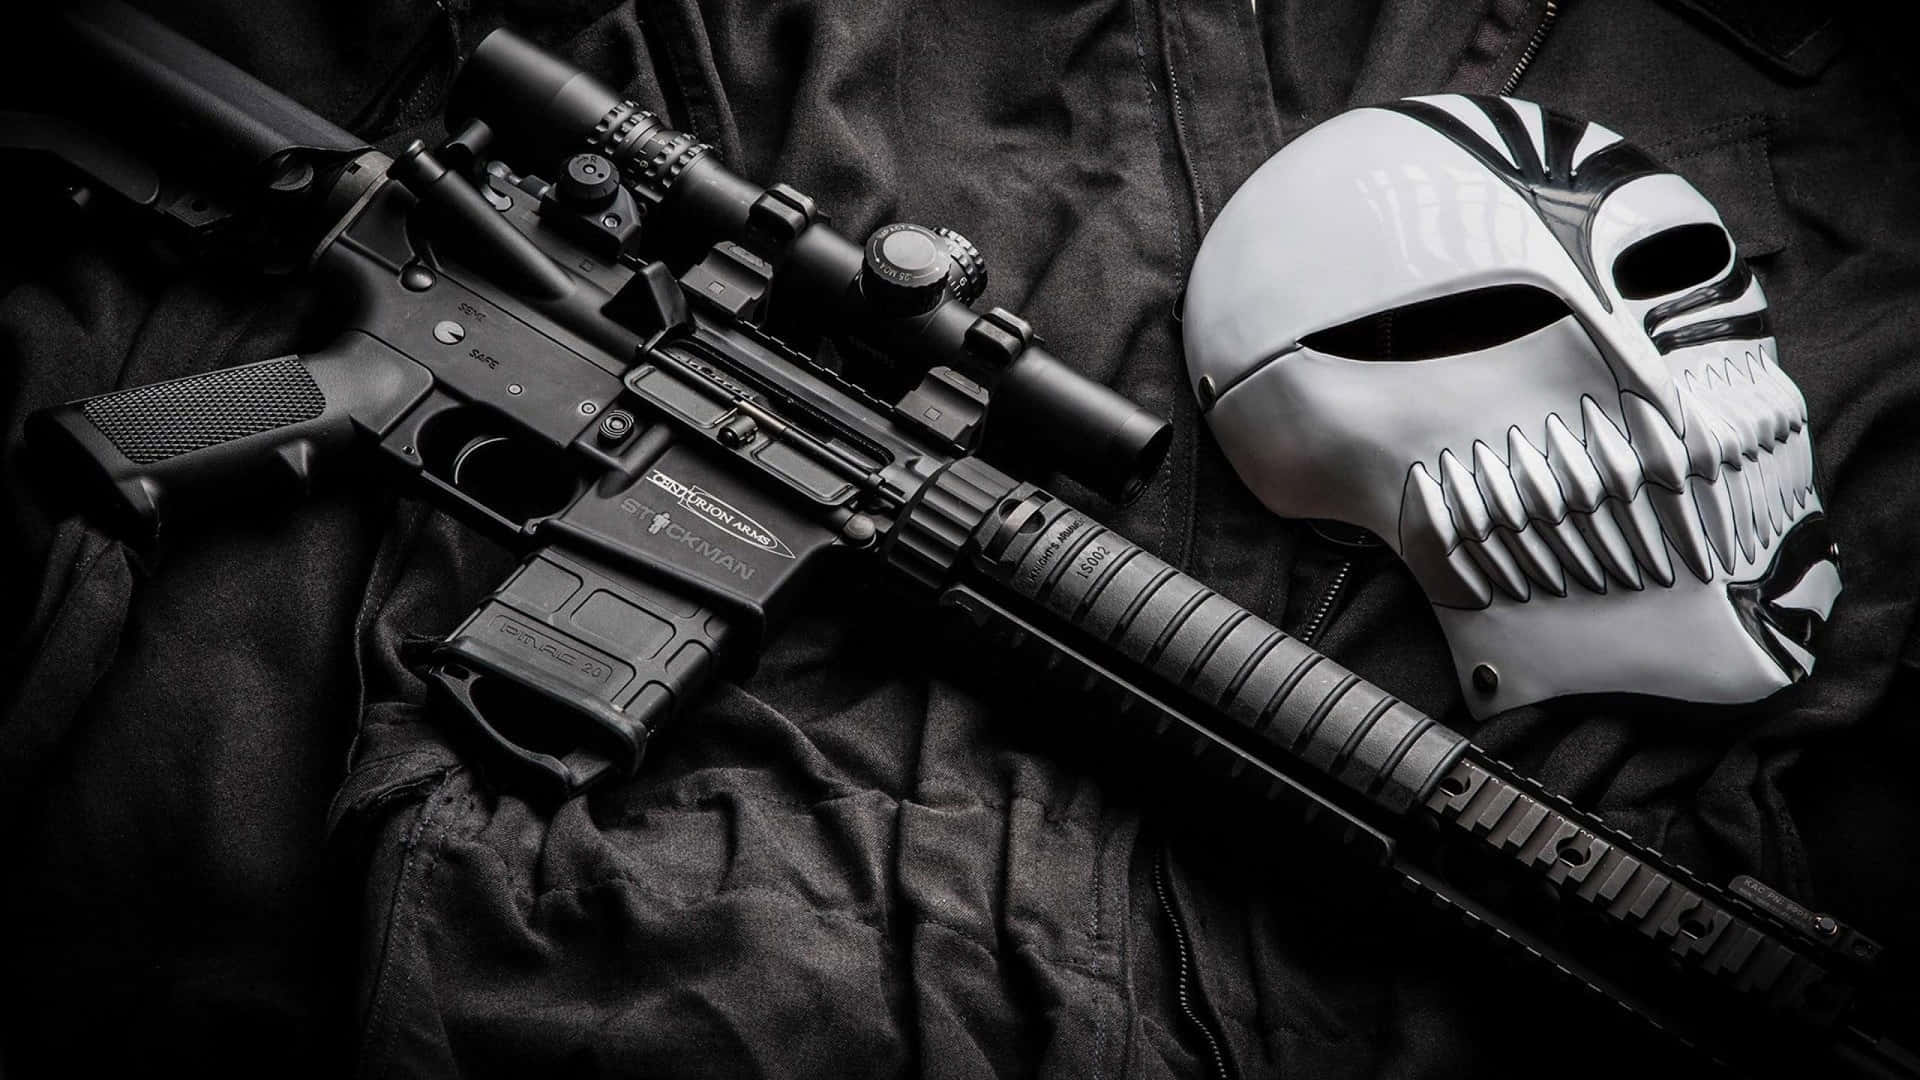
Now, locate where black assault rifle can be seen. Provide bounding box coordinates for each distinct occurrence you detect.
[5,3,1914,1075]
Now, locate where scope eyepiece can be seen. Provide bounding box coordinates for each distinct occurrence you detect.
[449,29,622,165]
[451,30,709,203]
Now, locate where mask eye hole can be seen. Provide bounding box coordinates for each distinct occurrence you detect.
[1611,223,1732,300]
[1301,284,1572,362]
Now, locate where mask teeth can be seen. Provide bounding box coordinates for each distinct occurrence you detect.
[1738,363,1785,457]
[1622,392,1689,491]
[1472,439,1528,531]
[1729,461,1759,562]
[1754,447,1787,539]
[1622,351,1819,581]
[1790,434,1813,508]
[1438,446,1529,602]
[1628,374,1688,450]
[1498,523,1568,597]
[1770,443,1798,518]
[1417,370,1817,612]
[1702,362,1723,390]
[1758,342,1809,431]
[1399,463,1493,609]
[1707,361,1766,461]
[1803,432,1819,502]
[1580,397,1676,585]
[1572,505,1642,589]
[1581,397,1644,500]
[1439,448,1493,539]
[1610,492,1676,587]
[1509,426,1606,594]
[1679,389,1723,480]
[1769,436,1791,487]
[1543,520,1608,592]
[1770,351,1803,438]
[1508,426,1567,521]
[1709,413,1747,471]
[1462,532,1531,602]
[1690,397,1818,575]
[1749,464,1775,551]
[1649,483,1716,583]
[1749,348,1795,445]
[1544,414,1606,511]
[1546,413,1637,589]
[1695,471,1741,574]
[1779,425,1805,499]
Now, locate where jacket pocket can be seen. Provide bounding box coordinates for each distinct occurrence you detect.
[1646,114,1789,260]
[1658,0,1842,83]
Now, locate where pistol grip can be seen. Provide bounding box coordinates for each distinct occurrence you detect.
[25,331,430,541]
[426,547,735,800]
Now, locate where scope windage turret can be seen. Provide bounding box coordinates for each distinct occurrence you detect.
[449,29,1172,503]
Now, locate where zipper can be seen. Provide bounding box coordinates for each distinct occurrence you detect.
[1152,843,1236,1080]
[1163,65,1209,234]
[1151,0,1209,251]
[1144,12,1240,1075]
[1149,1,1209,573]
[1498,0,1560,95]
[1295,557,1353,646]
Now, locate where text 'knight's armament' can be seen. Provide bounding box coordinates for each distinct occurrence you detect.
[7,4,1914,1076]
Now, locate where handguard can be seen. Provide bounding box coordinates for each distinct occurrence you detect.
[974,486,1467,813]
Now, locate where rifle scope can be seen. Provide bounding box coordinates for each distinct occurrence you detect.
[449,31,1172,503]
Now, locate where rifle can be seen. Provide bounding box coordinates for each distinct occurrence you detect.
[5,3,1913,1075]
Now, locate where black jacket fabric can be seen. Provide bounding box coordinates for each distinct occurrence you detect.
[4,0,1917,1076]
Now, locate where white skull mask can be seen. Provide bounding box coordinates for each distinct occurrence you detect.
[1183,94,1840,717]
